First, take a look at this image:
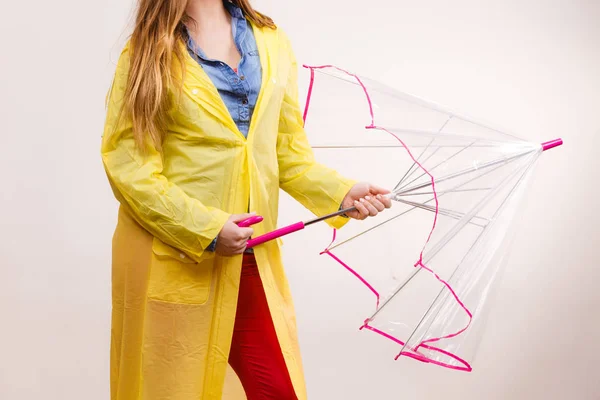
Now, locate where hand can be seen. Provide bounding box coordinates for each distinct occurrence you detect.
[215,213,256,256]
[341,182,392,220]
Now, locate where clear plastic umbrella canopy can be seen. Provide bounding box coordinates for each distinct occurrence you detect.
[300,64,562,371]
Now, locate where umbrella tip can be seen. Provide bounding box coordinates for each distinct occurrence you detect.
[541,138,563,152]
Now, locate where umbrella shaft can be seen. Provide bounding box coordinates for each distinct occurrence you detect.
[305,206,355,226]
[305,193,395,226]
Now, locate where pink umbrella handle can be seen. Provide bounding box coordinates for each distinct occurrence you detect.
[246,222,306,248]
[237,215,264,227]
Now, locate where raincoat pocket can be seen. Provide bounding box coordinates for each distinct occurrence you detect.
[148,238,214,305]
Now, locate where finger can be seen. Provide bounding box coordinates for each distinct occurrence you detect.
[234,233,250,245]
[231,212,258,223]
[368,184,391,195]
[232,245,246,254]
[233,240,247,250]
[360,198,379,216]
[376,194,392,208]
[216,246,236,256]
[235,227,254,240]
[354,200,369,219]
[222,243,246,255]
[365,195,385,212]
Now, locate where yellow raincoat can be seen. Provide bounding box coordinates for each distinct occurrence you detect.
[101,23,355,400]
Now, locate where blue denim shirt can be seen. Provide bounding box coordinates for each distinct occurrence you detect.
[185,1,262,138]
[186,1,262,251]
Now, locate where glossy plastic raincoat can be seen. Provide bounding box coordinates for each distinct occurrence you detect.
[101,23,355,400]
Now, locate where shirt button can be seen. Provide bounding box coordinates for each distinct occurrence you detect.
[242,98,248,105]
[240,75,245,81]
[192,89,198,95]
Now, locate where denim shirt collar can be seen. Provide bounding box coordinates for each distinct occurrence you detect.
[185,1,248,62]
[223,0,244,19]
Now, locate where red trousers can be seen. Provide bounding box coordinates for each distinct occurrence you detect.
[228,254,299,400]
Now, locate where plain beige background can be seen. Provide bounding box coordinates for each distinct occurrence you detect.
[1,0,599,399]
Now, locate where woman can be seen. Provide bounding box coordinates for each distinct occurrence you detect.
[101,0,391,398]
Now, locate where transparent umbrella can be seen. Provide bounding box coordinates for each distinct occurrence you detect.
[242,64,562,371]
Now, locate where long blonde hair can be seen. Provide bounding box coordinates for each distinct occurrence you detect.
[122,0,274,150]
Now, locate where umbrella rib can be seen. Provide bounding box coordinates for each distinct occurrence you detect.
[395,157,539,355]
[367,154,534,324]
[422,154,534,264]
[312,144,511,149]
[394,199,489,228]
[396,140,478,193]
[393,116,453,191]
[327,153,519,252]
[327,208,417,251]
[395,149,534,196]
[398,187,493,196]
[393,140,438,191]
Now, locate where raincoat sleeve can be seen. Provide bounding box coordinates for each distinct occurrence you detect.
[101,45,230,260]
[276,32,357,229]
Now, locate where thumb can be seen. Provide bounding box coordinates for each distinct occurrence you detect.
[230,212,257,224]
